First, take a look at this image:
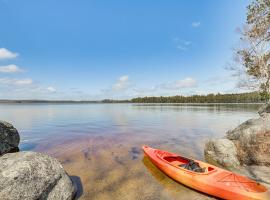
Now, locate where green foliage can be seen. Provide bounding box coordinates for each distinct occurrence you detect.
[259,91,270,100]
[101,99,130,103]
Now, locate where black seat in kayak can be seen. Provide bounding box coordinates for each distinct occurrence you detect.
[179,160,205,173]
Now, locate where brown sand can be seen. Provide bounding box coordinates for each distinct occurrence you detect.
[35,133,216,200]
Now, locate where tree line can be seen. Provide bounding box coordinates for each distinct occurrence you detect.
[0,92,266,103]
[130,92,266,103]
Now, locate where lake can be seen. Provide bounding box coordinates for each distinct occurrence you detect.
[0,103,260,200]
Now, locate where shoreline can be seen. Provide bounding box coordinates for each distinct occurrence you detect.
[0,101,265,105]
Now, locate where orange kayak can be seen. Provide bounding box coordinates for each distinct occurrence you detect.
[143,145,270,200]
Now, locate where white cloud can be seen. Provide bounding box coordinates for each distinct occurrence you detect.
[0,48,18,60]
[0,78,33,86]
[47,86,56,92]
[0,64,24,73]
[113,75,130,91]
[174,77,198,88]
[191,21,201,27]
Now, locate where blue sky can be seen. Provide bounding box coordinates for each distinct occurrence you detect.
[0,0,250,100]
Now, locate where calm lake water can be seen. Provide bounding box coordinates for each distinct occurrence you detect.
[0,103,260,200]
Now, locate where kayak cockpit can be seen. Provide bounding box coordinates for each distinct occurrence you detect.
[162,155,215,174]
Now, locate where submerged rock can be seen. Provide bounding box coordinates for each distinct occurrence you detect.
[0,151,76,200]
[0,121,20,155]
[204,139,240,168]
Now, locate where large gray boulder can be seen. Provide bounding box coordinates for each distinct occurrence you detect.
[204,138,240,168]
[226,115,270,166]
[0,121,20,155]
[0,151,76,200]
[205,104,270,167]
[227,115,270,141]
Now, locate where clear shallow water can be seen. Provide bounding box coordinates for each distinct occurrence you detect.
[0,103,260,199]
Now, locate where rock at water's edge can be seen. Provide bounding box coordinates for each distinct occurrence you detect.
[0,151,76,200]
[205,109,270,167]
[0,121,20,155]
[226,115,270,166]
[204,138,240,168]
[204,103,270,189]
[258,102,270,117]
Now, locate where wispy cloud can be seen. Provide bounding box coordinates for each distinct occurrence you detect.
[191,21,201,28]
[0,64,24,73]
[176,41,191,50]
[131,77,198,98]
[14,79,33,86]
[158,77,198,90]
[0,78,63,99]
[204,75,235,85]
[173,38,191,50]
[112,75,130,91]
[0,48,18,60]
[95,75,132,99]
[0,78,33,86]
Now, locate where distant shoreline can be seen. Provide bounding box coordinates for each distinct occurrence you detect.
[0,100,101,104]
[0,92,267,104]
[0,100,264,105]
